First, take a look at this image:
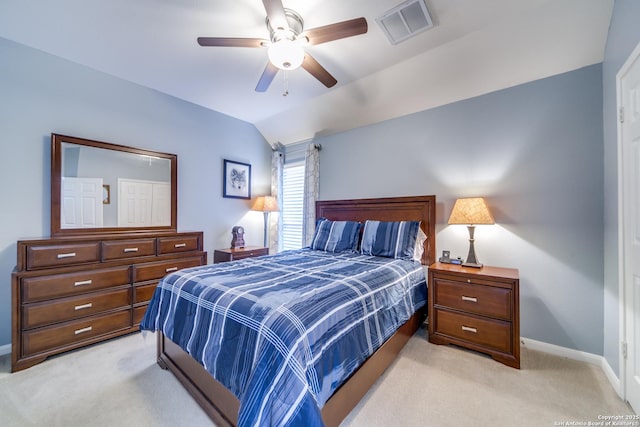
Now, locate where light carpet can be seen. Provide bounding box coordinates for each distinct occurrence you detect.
[0,328,632,426]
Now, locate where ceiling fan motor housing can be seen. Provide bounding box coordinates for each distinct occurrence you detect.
[266,8,304,42]
[266,9,305,70]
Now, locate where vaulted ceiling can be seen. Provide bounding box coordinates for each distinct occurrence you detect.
[0,0,613,145]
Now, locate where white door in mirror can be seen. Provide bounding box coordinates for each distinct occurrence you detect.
[61,177,104,228]
[117,179,171,227]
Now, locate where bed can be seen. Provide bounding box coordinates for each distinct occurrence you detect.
[142,195,436,427]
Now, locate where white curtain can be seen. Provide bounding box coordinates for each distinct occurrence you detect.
[270,149,284,253]
[302,144,320,246]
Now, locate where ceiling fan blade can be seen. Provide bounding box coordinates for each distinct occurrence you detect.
[197,37,267,48]
[255,62,279,92]
[262,0,289,32]
[302,54,337,88]
[302,17,368,46]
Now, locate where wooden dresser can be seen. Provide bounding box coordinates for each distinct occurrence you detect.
[428,262,520,368]
[11,231,207,372]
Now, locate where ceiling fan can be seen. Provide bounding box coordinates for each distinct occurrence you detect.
[197,0,368,92]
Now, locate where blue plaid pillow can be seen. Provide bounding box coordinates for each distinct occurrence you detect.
[310,219,361,253]
[361,220,421,260]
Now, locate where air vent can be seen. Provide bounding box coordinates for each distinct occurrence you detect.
[376,0,433,45]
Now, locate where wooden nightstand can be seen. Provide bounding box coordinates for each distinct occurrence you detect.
[428,262,520,369]
[213,246,269,263]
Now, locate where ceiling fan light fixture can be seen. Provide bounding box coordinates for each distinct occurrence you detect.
[268,39,304,70]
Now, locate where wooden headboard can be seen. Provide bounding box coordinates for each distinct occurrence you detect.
[316,195,436,266]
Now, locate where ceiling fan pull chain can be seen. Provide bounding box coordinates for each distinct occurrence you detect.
[282,70,289,96]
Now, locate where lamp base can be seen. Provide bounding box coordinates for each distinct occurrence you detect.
[262,212,268,248]
[464,225,482,269]
[462,262,483,268]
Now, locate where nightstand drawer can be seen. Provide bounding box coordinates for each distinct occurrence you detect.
[214,246,269,263]
[434,278,512,320]
[434,309,511,353]
[232,248,269,259]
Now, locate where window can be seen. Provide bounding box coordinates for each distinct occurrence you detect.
[281,162,304,250]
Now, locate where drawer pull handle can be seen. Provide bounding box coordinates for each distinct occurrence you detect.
[461,296,478,303]
[467,279,471,283]
[165,267,178,273]
[74,326,93,335]
[123,247,139,253]
[57,252,76,259]
[174,243,187,248]
[461,326,477,333]
[74,279,93,287]
[74,303,93,311]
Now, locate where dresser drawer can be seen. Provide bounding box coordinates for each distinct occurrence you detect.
[22,288,131,329]
[134,282,158,304]
[133,257,203,282]
[157,235,200,255]
[26,242,100,270]
[22,310,131,356]
[21,266,131,302]
[102,239,156,261]
[133,305,148,326]
[433,278,512,320]
[434,309,511,353]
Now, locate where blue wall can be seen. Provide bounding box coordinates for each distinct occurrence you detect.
[0,37,272,348]
[602,0,640,376]
[316,64,605,356]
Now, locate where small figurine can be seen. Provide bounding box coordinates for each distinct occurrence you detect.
[231,225,245,249]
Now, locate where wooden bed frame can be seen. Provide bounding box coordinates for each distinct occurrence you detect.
[155,195,436,426]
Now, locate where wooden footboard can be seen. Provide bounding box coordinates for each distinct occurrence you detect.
[157,307,426,427]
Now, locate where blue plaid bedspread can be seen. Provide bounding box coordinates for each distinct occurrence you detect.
[141,248,426,427]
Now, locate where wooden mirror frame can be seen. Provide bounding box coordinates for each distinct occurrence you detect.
[51,133,177,237]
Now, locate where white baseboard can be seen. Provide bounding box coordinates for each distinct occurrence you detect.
[522,337,623,398]
[521,337,602,365]
[0,343,10,357]
[601,356,623,398]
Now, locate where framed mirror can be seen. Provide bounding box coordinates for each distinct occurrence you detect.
[51,134,177,236]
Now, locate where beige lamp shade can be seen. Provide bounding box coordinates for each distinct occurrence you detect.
[448,197,495,225]
[251,196,279,212]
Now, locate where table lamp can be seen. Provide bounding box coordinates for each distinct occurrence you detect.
[251,196,279,247]
[447,197,495,268]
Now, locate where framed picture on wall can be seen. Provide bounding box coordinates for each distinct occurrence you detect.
[223,159,251,199]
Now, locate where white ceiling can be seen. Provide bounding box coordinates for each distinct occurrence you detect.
[0,0,613,145]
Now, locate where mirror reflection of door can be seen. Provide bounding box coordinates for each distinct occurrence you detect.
[118,179,171,227]
[150,182,171,226]
[57,138,174,232]
[61,177,104,228]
